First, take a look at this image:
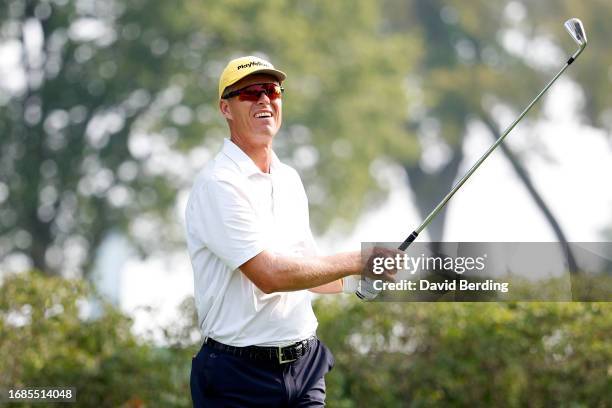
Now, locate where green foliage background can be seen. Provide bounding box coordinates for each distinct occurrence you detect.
[2,272,611,406]
[316,298,612,407]
[3,0,610,276]
[0,271,194,407]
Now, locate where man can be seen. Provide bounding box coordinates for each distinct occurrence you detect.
[185,56,389,407]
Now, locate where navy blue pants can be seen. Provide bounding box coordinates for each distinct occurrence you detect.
[190,338,335,407]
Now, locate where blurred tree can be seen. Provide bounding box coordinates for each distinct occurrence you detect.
[380,0,612,251]
[0,0,199,276]
[175,0,421,232]
[381,0,589,247]
[533,0,612,130]
[0,0,420,277]
[2,0,610,280]
[0,270,196,407]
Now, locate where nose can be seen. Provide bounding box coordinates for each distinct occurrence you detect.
[256,91,271,104]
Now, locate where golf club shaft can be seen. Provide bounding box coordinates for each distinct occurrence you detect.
[357,16,587,298]
[356,60,573,300]
[398,60,574,251]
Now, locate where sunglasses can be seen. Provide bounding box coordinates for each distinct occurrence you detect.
[222,83,284,101]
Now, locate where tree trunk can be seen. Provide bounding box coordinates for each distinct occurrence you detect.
[480,114,579,276]
[403,148,464,242]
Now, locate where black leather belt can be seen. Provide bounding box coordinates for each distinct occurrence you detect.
[205,336,317,364]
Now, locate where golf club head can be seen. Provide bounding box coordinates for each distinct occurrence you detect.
[564,18,587,48]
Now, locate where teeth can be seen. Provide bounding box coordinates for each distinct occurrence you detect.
[255,112,272,118]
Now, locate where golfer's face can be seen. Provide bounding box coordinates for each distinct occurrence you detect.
[222,74,283,144]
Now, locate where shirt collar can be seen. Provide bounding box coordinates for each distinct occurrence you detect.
[222,138,280,176]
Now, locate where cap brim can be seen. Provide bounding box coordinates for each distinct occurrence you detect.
[248,68,286,83]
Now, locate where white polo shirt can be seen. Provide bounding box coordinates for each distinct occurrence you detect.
[185,138,319,347]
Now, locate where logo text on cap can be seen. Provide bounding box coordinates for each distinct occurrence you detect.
[236,61,271,70]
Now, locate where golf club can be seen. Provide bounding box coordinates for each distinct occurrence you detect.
[357,18,588,299]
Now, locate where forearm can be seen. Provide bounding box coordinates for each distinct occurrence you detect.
[240,251,361,293]
[309,279,343,294]
[267,252,361,292]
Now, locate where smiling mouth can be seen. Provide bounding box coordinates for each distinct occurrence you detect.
[254,112,273,118]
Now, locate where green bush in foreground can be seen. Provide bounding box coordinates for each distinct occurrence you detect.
[1,271,611,407]
[316,298,612,407]
[0,271,194,407]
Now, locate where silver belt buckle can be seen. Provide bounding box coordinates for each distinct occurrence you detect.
[278,345,297,364]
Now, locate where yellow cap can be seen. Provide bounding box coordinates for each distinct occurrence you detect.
[218,56,286,99]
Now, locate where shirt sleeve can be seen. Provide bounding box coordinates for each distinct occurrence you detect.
[296,169,319,257]
[189,177,266,270]
[303,223,320,257]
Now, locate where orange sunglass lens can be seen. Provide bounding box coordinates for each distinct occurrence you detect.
[237,84,282,101]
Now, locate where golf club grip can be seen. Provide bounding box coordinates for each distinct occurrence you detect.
[355,231,419,299]
[398,231,419,251]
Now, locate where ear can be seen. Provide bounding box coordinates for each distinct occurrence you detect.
[219,99,233,120]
